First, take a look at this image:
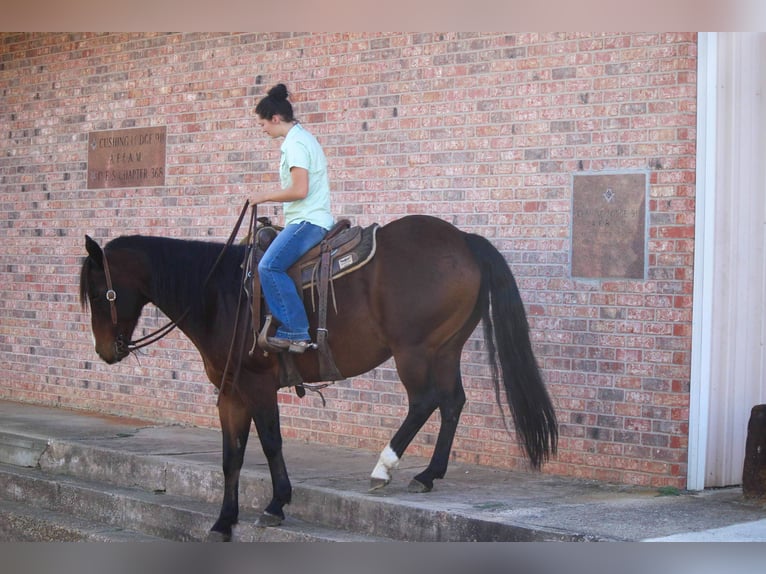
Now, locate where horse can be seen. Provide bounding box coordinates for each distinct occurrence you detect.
[79,213,558,541]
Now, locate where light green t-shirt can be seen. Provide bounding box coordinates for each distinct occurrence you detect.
[280,123,334,230]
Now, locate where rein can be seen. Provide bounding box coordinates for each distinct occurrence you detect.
[219,203,258,392]
[99,200,252,352]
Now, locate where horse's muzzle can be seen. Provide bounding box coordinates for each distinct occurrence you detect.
[97,334,130,364]
[114,335,130,362]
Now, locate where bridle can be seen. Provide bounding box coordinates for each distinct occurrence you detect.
[100,247,119,326]
[97,200,252,353]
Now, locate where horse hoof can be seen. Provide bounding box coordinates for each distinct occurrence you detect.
[407,478,433,493]
[369,477,390,492]
[256,512,283,527]
[205,530,231,542]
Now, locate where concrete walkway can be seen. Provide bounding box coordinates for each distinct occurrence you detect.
[1,399,765,542]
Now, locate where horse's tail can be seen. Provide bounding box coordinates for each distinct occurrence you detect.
[464,233,558,469]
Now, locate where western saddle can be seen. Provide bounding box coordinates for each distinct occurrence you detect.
[243,218,379,391]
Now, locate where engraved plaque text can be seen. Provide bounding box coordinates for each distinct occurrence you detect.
[571,172,647,279]
[87,126,166,189]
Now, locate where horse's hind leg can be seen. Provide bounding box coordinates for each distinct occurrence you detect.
[370,349,465,493]
[370,351,437,491]
[409,370,466,493]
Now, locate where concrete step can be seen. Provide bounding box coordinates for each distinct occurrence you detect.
[0,498,163,542]
[0,428,585,541]
[6,401,764,542]
[0,462,387,542]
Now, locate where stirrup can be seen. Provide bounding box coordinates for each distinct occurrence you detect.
[266,337,317,354]
[287,340,317,354]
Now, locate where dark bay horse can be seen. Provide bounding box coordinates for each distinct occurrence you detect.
[79,214,557,541]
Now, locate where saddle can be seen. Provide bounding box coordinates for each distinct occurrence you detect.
[245,218,379,389]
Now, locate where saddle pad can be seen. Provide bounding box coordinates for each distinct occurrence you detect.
[295,223,379,289]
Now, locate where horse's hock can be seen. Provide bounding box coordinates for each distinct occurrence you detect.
[743,404,766,498]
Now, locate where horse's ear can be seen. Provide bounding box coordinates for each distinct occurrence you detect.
[85,235,104,268]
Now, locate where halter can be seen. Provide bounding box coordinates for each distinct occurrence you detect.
[98,200,252,352]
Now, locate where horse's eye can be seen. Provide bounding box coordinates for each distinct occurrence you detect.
[89,289,106,303]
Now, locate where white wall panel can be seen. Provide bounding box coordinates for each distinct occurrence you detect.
[704,32,766,487]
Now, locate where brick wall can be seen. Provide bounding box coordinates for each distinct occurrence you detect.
[0,32,697,487]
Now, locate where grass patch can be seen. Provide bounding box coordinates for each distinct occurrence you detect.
[656,486,682,497]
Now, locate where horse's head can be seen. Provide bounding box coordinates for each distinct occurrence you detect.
[79,235,149,364]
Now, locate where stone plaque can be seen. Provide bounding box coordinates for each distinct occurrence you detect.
[87,126,166,189]
[571,172,647,279]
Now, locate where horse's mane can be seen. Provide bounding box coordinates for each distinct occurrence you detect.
[80,235,247,320]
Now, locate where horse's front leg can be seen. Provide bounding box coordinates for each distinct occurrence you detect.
[208,389,251,542]
[251,387,292,526]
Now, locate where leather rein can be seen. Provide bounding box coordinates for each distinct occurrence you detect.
[99,200,252,353]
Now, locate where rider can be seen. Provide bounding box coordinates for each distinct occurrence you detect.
[250,83,334,353]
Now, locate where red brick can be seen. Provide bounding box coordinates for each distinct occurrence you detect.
[1,32,697,489]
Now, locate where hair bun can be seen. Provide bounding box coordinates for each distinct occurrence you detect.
[267,83,289,101]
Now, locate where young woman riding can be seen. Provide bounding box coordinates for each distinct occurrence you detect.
[250,83,334,353]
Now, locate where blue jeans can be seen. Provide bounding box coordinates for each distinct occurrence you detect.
[258,221,327,341]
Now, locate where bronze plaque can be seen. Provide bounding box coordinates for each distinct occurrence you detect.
[87,126,166,189]
[571,172,647,279]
